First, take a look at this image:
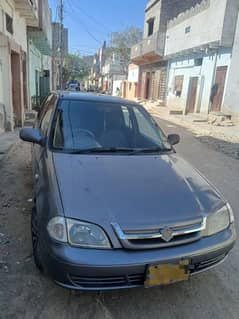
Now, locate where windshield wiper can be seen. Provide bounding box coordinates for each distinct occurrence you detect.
[68,147,136,154]
[129,147,172,155]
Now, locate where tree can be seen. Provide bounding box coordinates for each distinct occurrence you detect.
[110,27,143,73]
[63,54,90,85]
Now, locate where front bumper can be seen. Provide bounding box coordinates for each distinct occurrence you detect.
[41,224,236,291]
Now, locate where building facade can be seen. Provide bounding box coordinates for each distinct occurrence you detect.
[0,0,38,131]
[88,41,107,90]
[165,0,239,115]
[223,10,239,117]
[27,0,52,109]
[52,22,68,90]
[131,0,203,105]
[122,64,139,100]
[102,52,127,95]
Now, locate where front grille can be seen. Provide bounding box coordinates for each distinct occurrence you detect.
[69,273,145,289]
[112,218,206,250]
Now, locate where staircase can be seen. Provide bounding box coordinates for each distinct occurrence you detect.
[24,111,37,127]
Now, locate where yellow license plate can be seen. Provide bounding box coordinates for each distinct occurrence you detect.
[144,261,190,287]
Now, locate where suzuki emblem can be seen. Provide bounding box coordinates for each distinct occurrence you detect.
[160,227,174,242]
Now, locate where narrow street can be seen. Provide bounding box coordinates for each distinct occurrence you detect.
[0,119,238,319]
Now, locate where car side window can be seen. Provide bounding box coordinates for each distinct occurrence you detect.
[40,95,57,136]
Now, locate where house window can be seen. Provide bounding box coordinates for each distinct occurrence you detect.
[174,76,184,97]
[147,18,155,37]
[185,26,191,34]
[5,13,13,34]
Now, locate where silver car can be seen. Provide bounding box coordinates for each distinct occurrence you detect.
[20,92,236,291]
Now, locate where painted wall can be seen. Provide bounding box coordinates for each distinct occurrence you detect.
[223,12,239,115]
[28,41,42,102]
[0,0,29,130]
[128,64,139,83]
[0,35,12,131]
[167,48,231,114]
[112,80,124,97]
[0,0,27,51]
[144,0,162,38]
[165,0,229,56]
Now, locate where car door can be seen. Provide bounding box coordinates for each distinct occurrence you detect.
[33,94,58,217]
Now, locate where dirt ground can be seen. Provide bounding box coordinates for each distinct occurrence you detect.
[0,132,239,319]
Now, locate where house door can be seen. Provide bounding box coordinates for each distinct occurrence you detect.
[186,77,198,114]
[145,72,151,99]
[40,70,50,104]
[211,66,228,112]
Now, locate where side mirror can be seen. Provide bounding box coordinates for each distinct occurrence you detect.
[19,128,46,146]
[168,134,180,146]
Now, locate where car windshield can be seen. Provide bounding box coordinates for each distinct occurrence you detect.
[52,100,171,153]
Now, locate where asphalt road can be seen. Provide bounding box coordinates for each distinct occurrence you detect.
[0,119,238,319]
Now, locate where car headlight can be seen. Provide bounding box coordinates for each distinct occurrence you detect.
[47,217,111,249]
[203,204,234,237]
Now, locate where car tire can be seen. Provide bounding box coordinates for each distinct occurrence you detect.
[31,207,44,272]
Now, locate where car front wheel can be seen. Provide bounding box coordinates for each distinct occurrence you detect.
[31,207,44,272]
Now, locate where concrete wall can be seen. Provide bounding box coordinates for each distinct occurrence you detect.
[112,80,124,96]
[166,0,239,56]
[128,64,139,83]
[28,41,41,103]
[40,0,52,48]
[144,0,162,38]
[0,0,27,51]
[165,0,229,56]
[0,0,28,130]
[223,12,239,116]
[0,35,12,131]
[167,48,231,114]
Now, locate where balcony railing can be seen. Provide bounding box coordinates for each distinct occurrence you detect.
[131,31,166,64]
[14,0,38,27]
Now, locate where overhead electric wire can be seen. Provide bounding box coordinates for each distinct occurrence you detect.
[66,0,111,34]
[64,2,103,46]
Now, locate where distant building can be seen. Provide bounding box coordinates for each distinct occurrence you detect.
[102,52,127,94]
[52,22,68,90]
[223,9,239,118]
[131,0,204,105]
[89,41,107,89]
[122,64,139,100]
[165,0,239,115]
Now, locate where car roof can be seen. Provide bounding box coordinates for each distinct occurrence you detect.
[55,91,140,106]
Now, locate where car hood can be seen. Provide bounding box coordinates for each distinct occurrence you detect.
[53,153,224,230]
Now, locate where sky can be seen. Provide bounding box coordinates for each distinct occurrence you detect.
[48,0,148,56]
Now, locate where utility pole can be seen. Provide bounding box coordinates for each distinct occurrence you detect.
[59,0,64,90]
